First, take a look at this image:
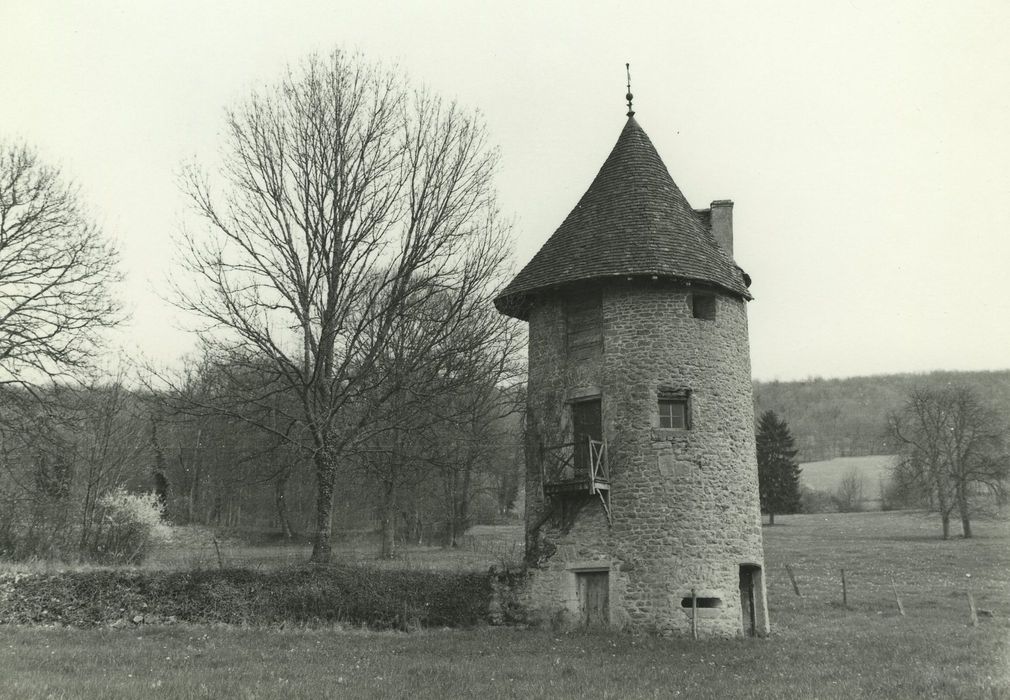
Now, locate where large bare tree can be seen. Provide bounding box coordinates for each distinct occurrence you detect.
[0,142,122,386]
[350,291,522,557]
[888,385,1008,538]
[172,50,515,562]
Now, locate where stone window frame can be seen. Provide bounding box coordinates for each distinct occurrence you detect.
[656,387,692,431]
[658,398,688,430]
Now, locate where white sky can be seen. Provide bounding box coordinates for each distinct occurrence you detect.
[2,0,1008,381]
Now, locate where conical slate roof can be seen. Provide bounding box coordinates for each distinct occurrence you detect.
[495,116,751,319]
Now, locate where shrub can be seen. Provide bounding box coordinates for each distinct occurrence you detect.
[84,490,172,565]
[799,486,838,514]
[0,565,494,629]
[0,501,78,561]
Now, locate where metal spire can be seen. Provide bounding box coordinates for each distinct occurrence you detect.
[625,63,635,117]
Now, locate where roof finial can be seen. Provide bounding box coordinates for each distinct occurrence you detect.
[625,62,635,117]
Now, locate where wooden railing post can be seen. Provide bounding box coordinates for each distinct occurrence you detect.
[587,438,609,483]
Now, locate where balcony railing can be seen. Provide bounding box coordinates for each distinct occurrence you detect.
[589,438,608,488]
[542,437,609,495]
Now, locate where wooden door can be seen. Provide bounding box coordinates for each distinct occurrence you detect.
[739,565,758,637]
[577,571,609,627]
[572,399,602,478]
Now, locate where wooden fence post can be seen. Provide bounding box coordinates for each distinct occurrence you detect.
[966,574,978,627]
[890,577,905,616]
[785,564,801,597]
[691,588,698,640]
[961,573,977,626]
[840,569,848,608]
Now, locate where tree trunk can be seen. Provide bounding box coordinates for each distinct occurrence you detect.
[769,512,775,526]
[957,485,973,538]
[934,472,950,540]
[79,480,95,551]
[456,457,473,541]
[380,482,396,559]
[275,468,294,539]
[186,441,202,525]
[445,469,459,547]
[309,450,337,563]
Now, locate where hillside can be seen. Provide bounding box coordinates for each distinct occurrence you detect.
[753,369,1010,462]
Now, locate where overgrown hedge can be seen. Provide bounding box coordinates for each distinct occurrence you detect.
[0,565,494,629]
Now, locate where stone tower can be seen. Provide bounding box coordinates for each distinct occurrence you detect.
[494,109,769,637]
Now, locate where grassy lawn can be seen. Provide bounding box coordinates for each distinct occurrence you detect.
[1,511,1008,699]
[138,524,524,572]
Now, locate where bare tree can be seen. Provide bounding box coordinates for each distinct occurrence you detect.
[427,380,522,547]
[0,377,149,560]
[833,467,865,513]
[888,385,1008,538]
[349,287,522,558]
[72,372,151,549]
[170,50,514,562]
[0,142,122,386]
[148,355,308,532]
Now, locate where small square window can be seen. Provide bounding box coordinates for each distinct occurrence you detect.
[659,399,688,429]
[692,294,716,320]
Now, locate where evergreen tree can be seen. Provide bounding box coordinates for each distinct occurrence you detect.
[756,410,801,524]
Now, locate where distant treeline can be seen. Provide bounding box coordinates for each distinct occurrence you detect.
[753,369,1010,462]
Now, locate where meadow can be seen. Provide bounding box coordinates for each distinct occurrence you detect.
[1,510,1007,699]
[798,455,894,506]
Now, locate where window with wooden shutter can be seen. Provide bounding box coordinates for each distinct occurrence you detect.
[566,293,602,360]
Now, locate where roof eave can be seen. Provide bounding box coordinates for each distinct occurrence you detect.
[494,273,753,321]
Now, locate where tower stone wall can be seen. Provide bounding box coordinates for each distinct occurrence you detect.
[520,281,769,637]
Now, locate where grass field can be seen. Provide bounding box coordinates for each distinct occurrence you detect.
[1,511,1008,699]
[0,525,525,574]
[799,455,895,506]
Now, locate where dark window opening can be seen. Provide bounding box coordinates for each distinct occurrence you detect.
[681,597,722,609]
[692,294,716,320]
[572,399,603,476]
[659,399,688,429]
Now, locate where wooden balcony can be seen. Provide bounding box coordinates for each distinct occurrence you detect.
[541,439,612,523]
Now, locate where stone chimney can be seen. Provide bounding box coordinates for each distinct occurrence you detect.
[710,200,734,256]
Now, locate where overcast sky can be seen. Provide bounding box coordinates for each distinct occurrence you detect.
[2,1,1008,381]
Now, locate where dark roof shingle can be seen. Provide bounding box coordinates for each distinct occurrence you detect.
[495,116,751,319]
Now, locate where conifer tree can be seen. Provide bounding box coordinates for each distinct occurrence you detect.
[756,410,801,524]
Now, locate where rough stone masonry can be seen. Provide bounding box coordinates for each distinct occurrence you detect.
[495,110,769,637]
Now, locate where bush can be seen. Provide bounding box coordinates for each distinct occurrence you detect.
[0,565,494,629]
[84,490,172,565]
[0,502,78,561]
[799,486,838,514]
